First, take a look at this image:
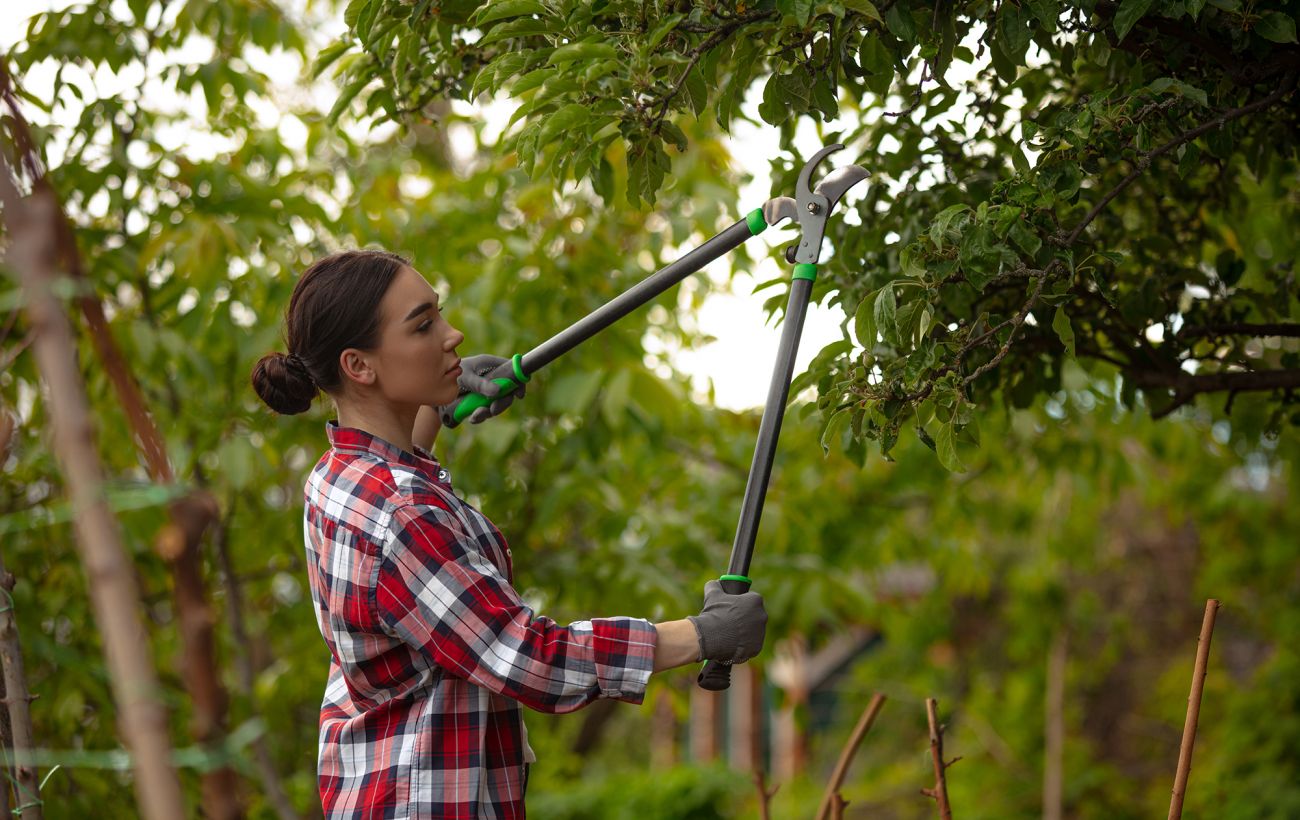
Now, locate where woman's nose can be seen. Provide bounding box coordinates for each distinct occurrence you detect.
[446,325,465,349]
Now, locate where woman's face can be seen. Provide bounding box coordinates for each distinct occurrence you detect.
[362,265,466,407]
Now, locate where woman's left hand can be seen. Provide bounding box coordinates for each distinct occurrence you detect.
[439,354,527,427]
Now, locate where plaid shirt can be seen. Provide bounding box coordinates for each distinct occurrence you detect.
[303,421,658,819]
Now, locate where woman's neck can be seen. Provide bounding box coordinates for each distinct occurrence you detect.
[333,397,419,454]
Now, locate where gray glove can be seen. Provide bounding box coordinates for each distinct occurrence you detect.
[439,354,527,427]
[686,580,768,664]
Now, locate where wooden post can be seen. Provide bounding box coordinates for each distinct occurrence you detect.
[1168,599,1220,820]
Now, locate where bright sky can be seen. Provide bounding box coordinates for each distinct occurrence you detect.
[1,1,865,410]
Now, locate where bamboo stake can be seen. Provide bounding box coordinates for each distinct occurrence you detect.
[1,175,186,818]
[815,692,887,820]
[1168,599,1219,820]
[923,698,954,820]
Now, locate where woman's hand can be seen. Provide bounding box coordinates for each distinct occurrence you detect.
[437,354,528,427]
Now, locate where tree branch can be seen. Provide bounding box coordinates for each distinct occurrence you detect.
[1176,323,1300,340]
[1125,367,1300,419]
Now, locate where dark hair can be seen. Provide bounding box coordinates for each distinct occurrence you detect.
[251,249,409,415]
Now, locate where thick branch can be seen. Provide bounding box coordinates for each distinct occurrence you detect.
[1176,323,1300,340]
[1125,367,1300,418]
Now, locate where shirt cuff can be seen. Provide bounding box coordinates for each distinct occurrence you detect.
[588,617,658,704]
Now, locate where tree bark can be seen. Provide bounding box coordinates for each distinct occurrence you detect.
[1,179,186,818]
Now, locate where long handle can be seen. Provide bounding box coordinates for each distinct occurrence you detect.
[442,210,771,427]
[697,264,818,691]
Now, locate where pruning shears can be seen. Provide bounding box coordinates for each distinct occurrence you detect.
[442,144,868,690]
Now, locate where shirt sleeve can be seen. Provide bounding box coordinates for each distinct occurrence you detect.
[374,502,657,714]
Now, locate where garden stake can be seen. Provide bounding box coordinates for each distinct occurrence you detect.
[443,144,868,691]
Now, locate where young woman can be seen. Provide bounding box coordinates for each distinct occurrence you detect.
[251,249,767,819]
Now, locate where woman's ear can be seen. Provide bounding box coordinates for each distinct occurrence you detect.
[339,348,376,386]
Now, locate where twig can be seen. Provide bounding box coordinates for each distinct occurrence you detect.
[923,698,954,820]
[753,768,779,820]
[816,692,887,820]
[1168,599,1220,820]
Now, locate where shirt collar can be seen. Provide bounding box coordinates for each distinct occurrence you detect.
[325,420,441,471]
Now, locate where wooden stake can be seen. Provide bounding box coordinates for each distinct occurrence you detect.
[815,692,886,820]
[1168,599,1220,820]
[925,698,954,820]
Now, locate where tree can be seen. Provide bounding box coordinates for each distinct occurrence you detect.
[331,0,1300,467]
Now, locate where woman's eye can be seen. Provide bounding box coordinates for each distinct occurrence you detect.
[417,320,432,333]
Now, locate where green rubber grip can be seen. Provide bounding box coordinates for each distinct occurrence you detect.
[451,354,530,424]
[792,263,818,282]
[746,208,767,236]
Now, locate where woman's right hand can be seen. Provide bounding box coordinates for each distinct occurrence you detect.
[686,580,768,664]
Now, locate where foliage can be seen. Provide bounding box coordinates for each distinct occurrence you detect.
[333,0,1300,470]
[0,0,1297,818]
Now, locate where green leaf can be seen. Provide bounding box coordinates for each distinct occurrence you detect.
[859,33,892,75]
[471,0,547,27]
[547,42,619,67]
[930,204,968,252]
[647,12,686,49]
[1052,306,1076,357]
[855,289,879,348]
[885,3,918,42]
[683,67,709,117]
[1113,0,1156,41]
[843,0,883,24]
[935,420,967,472]
[821,408,851,455]
[538,103,592,144]
[874,283,897,346]
[1255,11,1297,43]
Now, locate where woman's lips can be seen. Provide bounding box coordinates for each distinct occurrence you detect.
[446,360,462,376]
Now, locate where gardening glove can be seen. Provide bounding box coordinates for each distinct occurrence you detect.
[438,354,528,428]
[686,580,768,665]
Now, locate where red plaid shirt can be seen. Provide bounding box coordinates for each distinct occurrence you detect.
[303,421,658,819]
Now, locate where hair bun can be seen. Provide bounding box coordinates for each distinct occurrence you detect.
[251,352,318,415]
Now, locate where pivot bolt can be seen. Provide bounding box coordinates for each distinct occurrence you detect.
[807,202,822,215]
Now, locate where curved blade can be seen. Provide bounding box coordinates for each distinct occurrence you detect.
[761,197,798,227]
[795,143,844,200]
[814,165,870,211]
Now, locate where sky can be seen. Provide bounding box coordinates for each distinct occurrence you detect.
[2,1,865,410]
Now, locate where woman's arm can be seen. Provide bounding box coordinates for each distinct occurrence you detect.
[651,619,701,672]
[412,405,441,453]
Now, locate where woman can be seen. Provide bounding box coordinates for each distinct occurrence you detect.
[251,250,767,819]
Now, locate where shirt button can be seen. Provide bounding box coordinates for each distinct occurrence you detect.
[437,469,450,482]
